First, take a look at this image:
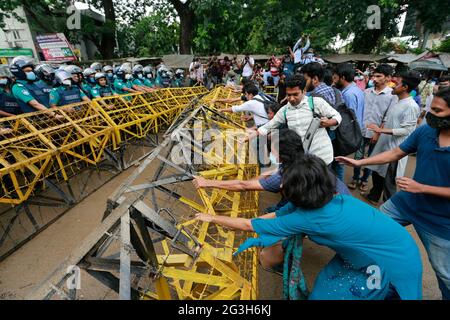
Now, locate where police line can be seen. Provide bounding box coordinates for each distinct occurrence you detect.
[0,86,208,205]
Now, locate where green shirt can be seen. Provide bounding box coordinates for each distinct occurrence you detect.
[114,79,132,95]
[91,84,116,98]
[132,78,144,86]
[143,79,154,87]
[11,80,34,104]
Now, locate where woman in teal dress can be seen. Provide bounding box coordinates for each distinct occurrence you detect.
[195,154,423,300]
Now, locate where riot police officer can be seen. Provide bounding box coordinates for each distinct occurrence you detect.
[142,66,155,88]
[131,65,153,93]
[102,65,115,86]
[10,56,51,113]
[114,65,139,95]
[0,65,21,117]
[173,69,185,87]
[90,62,102,73]
[155,64,172,88]
[82,67,97,98]
[91,72,116,98]
[49,70,90,109]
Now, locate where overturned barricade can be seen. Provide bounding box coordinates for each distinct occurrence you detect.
[0,87,208,260]
[27,87,261,300]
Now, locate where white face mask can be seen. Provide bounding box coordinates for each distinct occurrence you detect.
[62,79,72,86]
[125,74,132,80]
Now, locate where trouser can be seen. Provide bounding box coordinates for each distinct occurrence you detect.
[367,161,398,202]
[353,138,376,183]
[331,161,345,181]
[381,200,450,300]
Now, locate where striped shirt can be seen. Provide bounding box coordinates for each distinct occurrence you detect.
[258,96,342,165]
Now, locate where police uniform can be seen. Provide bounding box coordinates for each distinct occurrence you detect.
[132,78,145,87]
[82,82,96,99]
[12,79,50,113]
[91,84,116,98]
[0,87,22,115]
[49,86,86,107]
[114,78,132,95]
[143,78,154,88]
[35,79,53,95]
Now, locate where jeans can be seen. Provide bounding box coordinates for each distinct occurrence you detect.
[381,200,450,300]
[353,138,375,183]
[331,161,345,181]
[368,161,398,202]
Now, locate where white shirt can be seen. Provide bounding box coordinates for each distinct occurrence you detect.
[231,95,268,127]
[367,97,420,177]
[242,57,254,77]
[259,96,342,165]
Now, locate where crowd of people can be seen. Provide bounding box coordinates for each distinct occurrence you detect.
[188,35,326,91]
[1,35,449,300]
[0,57,186,119]
[192,44,450,299]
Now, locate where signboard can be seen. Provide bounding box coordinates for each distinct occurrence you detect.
[36,33,77,62]
[0,48,34,57]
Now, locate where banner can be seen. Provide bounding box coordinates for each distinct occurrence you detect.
[0,48,34,57]
[36,33,77,62]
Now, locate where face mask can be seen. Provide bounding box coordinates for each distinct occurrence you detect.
[88,77,96,84]
[62,79,72,86]
[25,71,36,81]
[138,74,143,79]
[125,74,132,80]
[425,112,450,129]
[0,79,8,86]
[107,73,113,79]
[147,74,153,79]
[368,80,374,88]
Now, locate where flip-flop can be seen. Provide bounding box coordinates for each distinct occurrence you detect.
[360,182,369,192]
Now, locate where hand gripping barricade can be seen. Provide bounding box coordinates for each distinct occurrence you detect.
[26,87,261,300]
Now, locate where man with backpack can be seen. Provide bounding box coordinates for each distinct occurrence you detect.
[250,75,342,166]
[302,63,363,179]
[332,63,365,180]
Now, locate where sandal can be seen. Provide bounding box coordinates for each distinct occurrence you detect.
[347,180,358,190]
[360,181,369,192]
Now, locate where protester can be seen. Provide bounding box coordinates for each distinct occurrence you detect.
[349,64,397,192]
[193,129,351,212]
[290,35,310,70]
[361,71,420,204]
[196,154,423,300]
[251,75,342,166]
[219,84,269,128]
[336,87,450,300]
[241,53,255,82]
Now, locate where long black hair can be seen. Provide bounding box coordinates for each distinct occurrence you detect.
[281,154,335,209]
[271,128,305,166]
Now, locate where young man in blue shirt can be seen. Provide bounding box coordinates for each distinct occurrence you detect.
[330,63,366,181]
[336,87,450,300]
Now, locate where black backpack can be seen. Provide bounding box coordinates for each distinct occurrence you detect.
[312,87,363,156]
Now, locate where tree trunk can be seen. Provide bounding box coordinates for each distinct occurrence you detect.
[169,0,195,54]
[100,0,116,59]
